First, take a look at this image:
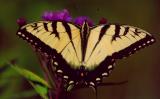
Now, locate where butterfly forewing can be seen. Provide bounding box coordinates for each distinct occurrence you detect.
[17,21,82,67]
[85,24,155,70]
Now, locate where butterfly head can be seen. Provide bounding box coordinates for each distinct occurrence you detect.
[73,66,89,87]
[78,66,87,78]
[81,20,90,30]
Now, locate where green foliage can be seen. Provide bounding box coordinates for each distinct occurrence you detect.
[8,90,37,99]
[11,64,50,99]
[30,83,48,99]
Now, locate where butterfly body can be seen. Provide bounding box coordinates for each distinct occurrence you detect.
[17,20,155,90]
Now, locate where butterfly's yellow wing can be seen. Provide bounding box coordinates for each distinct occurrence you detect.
[17,21,82,68]
[84,24,155,70]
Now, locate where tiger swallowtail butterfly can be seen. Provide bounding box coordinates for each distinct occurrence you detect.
[17,20,155,90]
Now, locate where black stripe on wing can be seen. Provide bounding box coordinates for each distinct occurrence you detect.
[51,21,60,39]
[113,35,155,59]
[62,22,80,62]
[123,27,129,36]
[99,25,110,41]
[112,25,121,41]
[86,25,110,61]
[43,23,49,31]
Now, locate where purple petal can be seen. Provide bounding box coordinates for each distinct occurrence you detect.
[99,17,107,24]
[74,16,94,27]
[42,9,72,22]
[16,17,27,27]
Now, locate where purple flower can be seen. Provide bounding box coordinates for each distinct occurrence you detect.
[99,17,107,24]
[16,17,27,27]
[42,9,72,22]
[74,16,94,27]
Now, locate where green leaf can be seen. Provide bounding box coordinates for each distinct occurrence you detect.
[10,64,51,99]
[11,90,37,98]
[30,82,48,99]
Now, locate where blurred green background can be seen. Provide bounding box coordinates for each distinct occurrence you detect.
[0,0,160,99]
